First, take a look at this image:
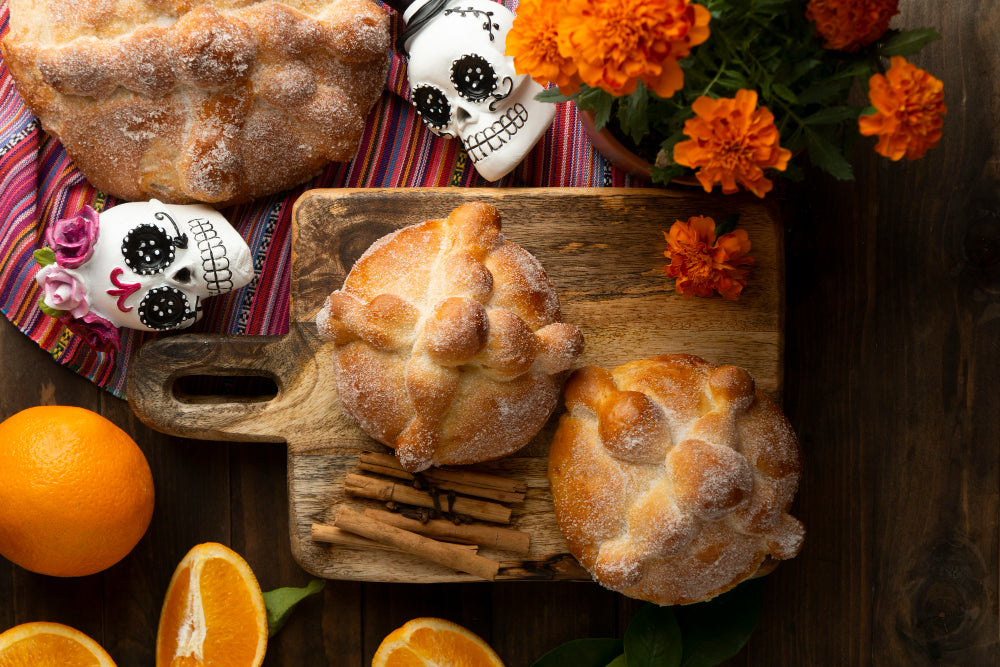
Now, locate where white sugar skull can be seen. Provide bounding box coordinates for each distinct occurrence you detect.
[37,199,253,336]
[400,0,555,181]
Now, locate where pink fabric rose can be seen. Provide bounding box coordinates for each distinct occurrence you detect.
[66,312,121,353]
[44,205,100,268]
[36,264,90,318]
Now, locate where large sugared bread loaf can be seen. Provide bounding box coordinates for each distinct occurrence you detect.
[548,354,804,605]
[1,0,390,205]
[316,201,584,472]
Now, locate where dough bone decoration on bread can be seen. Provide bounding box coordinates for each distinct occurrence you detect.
[548,354,804,606]
[316,201,584,473]
[1,0,390,205]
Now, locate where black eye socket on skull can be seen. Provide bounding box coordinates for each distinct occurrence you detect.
[412,85,451,128]
[451,54,497,102]
[122,224,175,275]
[139,286,191,330]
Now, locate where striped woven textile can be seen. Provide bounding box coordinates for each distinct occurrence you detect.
[0,0,640,399]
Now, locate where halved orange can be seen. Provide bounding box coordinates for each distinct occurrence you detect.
[0,621,117,666]
[155,542,267,667]
[372,617,505,667]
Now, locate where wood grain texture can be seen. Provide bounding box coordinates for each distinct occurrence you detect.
[754,3,1000,665]
[2,2,992,664]
[127,187,784,583]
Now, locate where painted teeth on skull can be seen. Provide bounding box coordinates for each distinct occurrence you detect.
[188,217,236,295]
[461,103,528,162]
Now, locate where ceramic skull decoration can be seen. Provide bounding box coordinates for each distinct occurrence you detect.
[395,0,555,181]
[35,199,253,348]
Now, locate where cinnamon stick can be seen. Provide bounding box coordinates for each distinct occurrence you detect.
[359,451,527,500]
[364,508,531,554]
[333,506,500,580]
[344,473,511,524]
[310,523,478,553]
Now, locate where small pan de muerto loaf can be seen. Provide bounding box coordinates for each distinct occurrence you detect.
[316,202,584,472]
[548,354,804,605]
[1,0,390,204]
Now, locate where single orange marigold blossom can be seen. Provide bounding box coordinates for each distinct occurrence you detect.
[858,56,946,161]
[555,0,711,98]
[673,89,792,198]
[805,0,899,52]
[506,0,582,94]
[663,216,754,300]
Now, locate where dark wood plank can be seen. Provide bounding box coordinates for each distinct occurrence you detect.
[1,1,995,665]
[761,1,1000,664]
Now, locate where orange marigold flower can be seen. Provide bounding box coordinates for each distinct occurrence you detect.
[673,89,792,198]
[663,216,753,300]
[556,0,711,98]
[859,56,946,161]
[506,0,582,95]
[805,0,898,52]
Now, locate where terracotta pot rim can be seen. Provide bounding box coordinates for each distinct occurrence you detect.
[577,108,654,181]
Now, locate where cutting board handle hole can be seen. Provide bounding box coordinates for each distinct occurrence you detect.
[172,374,279,404]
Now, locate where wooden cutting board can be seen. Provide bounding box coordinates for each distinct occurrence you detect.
[127,187,784,583]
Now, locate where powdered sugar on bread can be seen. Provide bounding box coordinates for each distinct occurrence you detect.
[1,0,390,204]
[548,354,804,605]
[317,202,585,472]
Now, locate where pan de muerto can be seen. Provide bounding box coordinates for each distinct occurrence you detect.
[317,201,584,472]
[1,0,390,204]
[548,354,804,605]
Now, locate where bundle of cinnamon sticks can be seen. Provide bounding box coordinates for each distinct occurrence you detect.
[311,451,531,580]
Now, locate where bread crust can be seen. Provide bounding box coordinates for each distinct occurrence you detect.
[317,202,584,472]
[1,0,390,204]
[548,354,804,605]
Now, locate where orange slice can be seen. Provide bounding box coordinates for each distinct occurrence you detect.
[0,621,117,666]
[372,617,505,667]
[155,542,267,667]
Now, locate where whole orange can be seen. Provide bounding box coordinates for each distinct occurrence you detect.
[0,405,154,577]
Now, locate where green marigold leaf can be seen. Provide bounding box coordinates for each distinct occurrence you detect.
[802,106,861,126]
[618,84,650,143]
[714,214,740,236]
[651,164,691,186]
[772,83,798,104]
[752,0,794,9]
[879,28,942,57]
[804,128,855,181]
[535,88,573,104]
[790,58,822,83]
[796,78,851,106]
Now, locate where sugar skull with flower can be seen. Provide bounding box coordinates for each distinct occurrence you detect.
[35,200,254,351]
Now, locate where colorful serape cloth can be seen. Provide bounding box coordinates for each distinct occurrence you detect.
[0,0,641,399]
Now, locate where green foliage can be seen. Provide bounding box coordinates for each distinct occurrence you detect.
[529,580,763,667]
[38,301,62,318]
[262,579,326,638]
[676,578,763,667]
[33,247,56,267]
[531,638,624,667]
[562,0,940,186]
[624,605,683,667]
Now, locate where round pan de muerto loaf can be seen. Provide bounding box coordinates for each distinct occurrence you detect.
[316,202,584,473]
[548,354,804,605]
[1,0,390,205]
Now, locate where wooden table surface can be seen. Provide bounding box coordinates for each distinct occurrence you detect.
[1,1,996,664]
